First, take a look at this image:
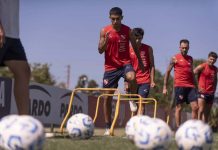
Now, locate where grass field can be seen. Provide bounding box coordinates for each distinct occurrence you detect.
[44,129,218,150]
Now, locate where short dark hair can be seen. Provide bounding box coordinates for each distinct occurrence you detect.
[133,28,144,37]
[208,51,217,59]
[180,39,189,45]
[109,7,122,16]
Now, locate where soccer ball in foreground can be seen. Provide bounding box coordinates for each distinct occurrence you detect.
[66,113,94,139]
[175,119,213,150]
[125,115,151,141]
[134,117,173,150]
[0,115,45,150]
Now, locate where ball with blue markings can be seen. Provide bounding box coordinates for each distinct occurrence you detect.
[175,119,213,150]
[125,115,151,142]
[0,115,45,150]
[66,113,94,139]
[134,117,173,150]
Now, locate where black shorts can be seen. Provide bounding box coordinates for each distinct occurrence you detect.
[103,64,134,88]
[0,37,27,66]
[198,93,214,104]
[138,83,150,98]
[175,87,197,105]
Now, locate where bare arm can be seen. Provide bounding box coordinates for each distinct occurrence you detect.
[149,46,155,88]
[193,64,204,75]
[98,29,108,54]
[215,69,217,92]
[129,30,145,72]
[0,20,5,48]
[192,62,202,89]
[163,57,175,95]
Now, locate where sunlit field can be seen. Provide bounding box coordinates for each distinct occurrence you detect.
[44,128,218,150]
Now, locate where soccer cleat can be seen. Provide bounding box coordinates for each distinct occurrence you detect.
[104,128,110,136]
[129,101,137,112]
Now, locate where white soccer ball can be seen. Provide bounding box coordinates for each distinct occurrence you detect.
[66,113,94,139]
[0,115,45,150]
[134,117,173,150]
[0,115,20,149]
[125,115,151,141]
[175,119,213,150]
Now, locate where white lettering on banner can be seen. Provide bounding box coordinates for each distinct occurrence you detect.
[10,82,88,126]
[0,81,5,107]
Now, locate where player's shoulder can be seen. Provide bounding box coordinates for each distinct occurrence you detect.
[121,24,131,31]
[142,43,152,49]
[102,25,112,32]
[174,53,180,58]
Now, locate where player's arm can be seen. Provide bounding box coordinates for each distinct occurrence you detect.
[214,69,218,92]
[163,57,175,95]
[193,64,204,76]
[129,30,145,72]
[98,29,108,54]
[0,20,5,48]
[149,46,155,88]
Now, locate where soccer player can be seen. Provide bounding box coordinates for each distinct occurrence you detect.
[0,0,31,115]
[163,39,198,128]
[194,51,217,123]
[125,28,155,115]
[98,7,144,135]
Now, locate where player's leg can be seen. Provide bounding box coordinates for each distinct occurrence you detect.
[203,94,214,123]
[204,103,212,123]
[5,60,30,115]
[198,94,206,121]
[137,83,150,115]
[103,91,114,129]
[175,104,182,128]
[4,38,30,115]
[174,87,185,128]
[188,88,198,120]
[102,69,120,135]
[124,64,138,112]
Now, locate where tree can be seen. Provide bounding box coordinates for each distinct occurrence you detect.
[193,59,205,68]
[30,63,56,85]
[87,80,99,88]
[0,67,13,78]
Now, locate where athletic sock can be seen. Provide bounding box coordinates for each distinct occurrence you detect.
[105,122,111,129]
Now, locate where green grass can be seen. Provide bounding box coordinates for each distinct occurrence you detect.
[44,129,218,150]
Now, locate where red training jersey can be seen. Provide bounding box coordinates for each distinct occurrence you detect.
[174,53,195,87]
[198,63,217,94]
[130,44,151,84]
[102,24,131,71]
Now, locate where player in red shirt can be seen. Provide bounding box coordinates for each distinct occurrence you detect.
[98,7,144,135]
[163,39,198,129]
[125,28,155,115]
[194,51,217,123]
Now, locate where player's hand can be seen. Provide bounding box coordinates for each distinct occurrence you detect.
[0,26,5,48]
[162,88,168,95]
[150,82,156,88]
